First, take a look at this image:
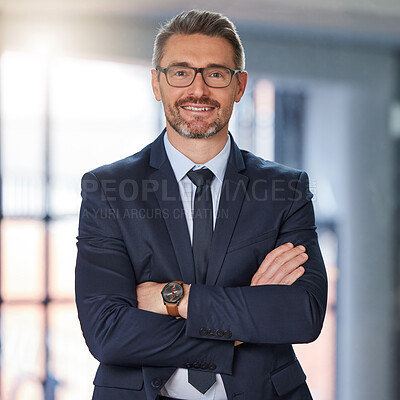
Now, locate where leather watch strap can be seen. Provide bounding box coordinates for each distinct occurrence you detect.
[165,302,180,317]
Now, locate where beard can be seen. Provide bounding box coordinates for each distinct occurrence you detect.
[165,96,232,139]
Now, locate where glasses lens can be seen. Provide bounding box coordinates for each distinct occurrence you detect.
[167,67,195,87]
[203,67,231,87]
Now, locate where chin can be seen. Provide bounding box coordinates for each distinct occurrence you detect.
[174,122,219,139]
[166,114,226,140]
[179,130,217,139]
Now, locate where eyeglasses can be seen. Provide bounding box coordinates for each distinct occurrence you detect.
[156,65,242,88]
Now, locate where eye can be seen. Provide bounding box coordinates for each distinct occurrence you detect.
[206,68,229,80]
[171,67,191,77]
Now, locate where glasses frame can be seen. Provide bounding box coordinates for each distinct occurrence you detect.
[156,65,243,88]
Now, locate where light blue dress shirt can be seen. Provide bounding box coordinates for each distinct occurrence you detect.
[160,132,231,400]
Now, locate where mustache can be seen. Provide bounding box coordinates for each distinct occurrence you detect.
[176,96,220,108]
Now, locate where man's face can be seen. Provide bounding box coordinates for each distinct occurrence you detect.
[152,33,247,139]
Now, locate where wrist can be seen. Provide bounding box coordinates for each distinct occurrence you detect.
[177,283,190,319]
[161,281,192,318]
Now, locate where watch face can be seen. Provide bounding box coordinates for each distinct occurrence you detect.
[162,282,184,304]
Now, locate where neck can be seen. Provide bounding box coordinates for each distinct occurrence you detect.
[166,127,228,164]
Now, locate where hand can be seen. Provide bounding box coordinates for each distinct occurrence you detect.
[251,242,307,286]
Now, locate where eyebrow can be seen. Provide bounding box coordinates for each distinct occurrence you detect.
[166,62,232,69]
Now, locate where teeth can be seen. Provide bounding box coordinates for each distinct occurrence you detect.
[182,106,213,111]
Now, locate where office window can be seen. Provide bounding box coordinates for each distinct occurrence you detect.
[0,50,158,400]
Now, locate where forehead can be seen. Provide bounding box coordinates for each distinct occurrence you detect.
[161,33,235,67]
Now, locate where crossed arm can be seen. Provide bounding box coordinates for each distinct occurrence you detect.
[137,242,308,320]
[75,171,327,373]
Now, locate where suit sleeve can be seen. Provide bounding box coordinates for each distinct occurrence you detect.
[186,171,328,344]
[75,172,234,373]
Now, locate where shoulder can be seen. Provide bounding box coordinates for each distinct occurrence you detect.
[240,149,305,182]
[239,150,312,203]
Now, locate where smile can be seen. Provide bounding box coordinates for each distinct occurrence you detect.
[181,106,214,111]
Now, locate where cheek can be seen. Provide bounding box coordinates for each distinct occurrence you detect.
[159,85,168,101]
[219,93,236,113]
[160,87,185,106]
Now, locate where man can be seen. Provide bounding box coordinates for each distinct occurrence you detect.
[75,10,327,400]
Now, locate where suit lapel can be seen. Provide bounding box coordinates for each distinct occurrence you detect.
[206,140,249,285]
[149,132,196,283]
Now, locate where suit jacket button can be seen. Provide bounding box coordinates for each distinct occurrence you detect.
[193,362,201,368]
[209,363,216,370]
[224,330,232,338]
[208,329,215,336]
[216,329,224,337]
[200,328,208,336]
[201,362,209,369]
[151,377,162,388]
[185,363,193,369]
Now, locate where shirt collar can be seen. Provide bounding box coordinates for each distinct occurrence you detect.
[163,132,231,183]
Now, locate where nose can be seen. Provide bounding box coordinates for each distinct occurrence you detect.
[187,70,211,97]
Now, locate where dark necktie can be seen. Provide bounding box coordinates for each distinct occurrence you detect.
[186,168,216,393]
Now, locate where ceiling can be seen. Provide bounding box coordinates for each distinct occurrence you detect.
[1,0,400,48]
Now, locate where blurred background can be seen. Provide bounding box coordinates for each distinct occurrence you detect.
[0,1,399,399]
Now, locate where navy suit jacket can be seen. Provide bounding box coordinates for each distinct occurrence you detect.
[75,131,327,400]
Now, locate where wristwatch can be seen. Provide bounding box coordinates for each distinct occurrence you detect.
[161,281,184,317]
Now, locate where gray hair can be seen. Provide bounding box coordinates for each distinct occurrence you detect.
[152,10,245,70]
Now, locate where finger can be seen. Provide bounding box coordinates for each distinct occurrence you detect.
[255,242,294,275]
[272,252,308,283]
[254,244,306,281]
[279,266,305,285]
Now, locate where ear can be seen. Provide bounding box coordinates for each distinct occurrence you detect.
[151,69,162,101]
[234,71,248,103]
